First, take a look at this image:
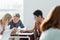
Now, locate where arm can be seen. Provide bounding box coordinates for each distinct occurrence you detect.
[19,20,25,28]
[27,26,35,32]
[20,26,35,33]
[20,21,35,32]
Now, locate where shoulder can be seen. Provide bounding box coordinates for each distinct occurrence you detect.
[19,20,22,22]
[40,28,60,40]
[18,20,23,24]
[42,28,60,36]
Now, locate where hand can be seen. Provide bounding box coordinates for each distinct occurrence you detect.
[20,30,27,33]
[11,28,17,34]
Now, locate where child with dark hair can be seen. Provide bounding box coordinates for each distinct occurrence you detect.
[20,10,44,40]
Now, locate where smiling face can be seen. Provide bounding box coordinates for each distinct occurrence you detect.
[13,16,20,23]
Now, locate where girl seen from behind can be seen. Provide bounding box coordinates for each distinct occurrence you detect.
[40,5,60,40]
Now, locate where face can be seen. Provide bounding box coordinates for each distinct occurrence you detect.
[34,15,43,23]
[13,16,20,23]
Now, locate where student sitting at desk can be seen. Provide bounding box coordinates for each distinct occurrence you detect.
[8,13,24,33]
[0,13,12,40]
[8,13,25,40]
[9,13,24,29]
[0,13,12,34]
[20,10,44,40]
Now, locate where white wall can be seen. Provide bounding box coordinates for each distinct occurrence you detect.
[24,0,60,29]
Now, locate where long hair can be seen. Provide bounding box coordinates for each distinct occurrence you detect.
[1,13,12,27]
[40,5,60,32]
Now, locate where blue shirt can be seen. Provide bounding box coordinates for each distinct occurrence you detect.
[8,20,24,29]
[40,28,60,40]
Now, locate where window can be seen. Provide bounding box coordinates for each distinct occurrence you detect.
[0,0,24,22]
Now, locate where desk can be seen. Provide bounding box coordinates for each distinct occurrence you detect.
[10,33,34,40]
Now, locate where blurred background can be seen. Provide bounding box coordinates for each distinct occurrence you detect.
[0,0,60,30]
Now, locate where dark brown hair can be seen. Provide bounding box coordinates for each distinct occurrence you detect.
[33,10,43,17]
[40,6,60,32]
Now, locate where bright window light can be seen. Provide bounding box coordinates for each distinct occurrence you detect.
[0,0,24,22]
